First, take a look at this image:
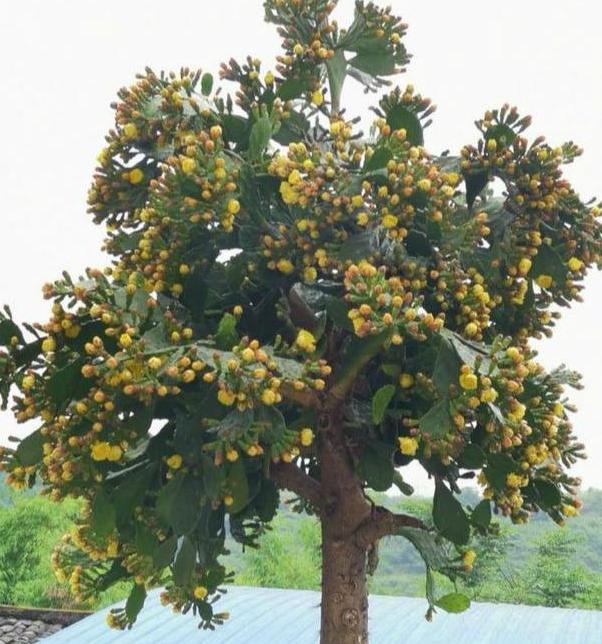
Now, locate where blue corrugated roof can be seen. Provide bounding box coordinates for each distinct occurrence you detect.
[42,586,602,643]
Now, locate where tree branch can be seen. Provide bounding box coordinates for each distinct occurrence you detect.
[280,383,321,409]
[270,461,322,511]
[354,506,428,548]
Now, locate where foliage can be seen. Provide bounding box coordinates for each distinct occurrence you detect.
[0,0,600,633]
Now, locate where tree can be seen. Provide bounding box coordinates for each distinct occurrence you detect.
[0,1,599,642]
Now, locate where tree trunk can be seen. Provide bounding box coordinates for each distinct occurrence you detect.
[320,524,369,644]
[317,409,371,644]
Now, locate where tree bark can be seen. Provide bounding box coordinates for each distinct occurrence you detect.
[318,409,371,644]
[320,524,369,644]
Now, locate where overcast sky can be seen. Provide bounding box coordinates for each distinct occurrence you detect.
[1,0,601,493]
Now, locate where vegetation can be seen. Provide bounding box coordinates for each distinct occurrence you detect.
[1,478,601,612]
[0,0,600,642]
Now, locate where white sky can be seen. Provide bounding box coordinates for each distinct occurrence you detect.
[0,0,601,492]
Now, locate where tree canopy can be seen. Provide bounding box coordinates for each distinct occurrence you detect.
[0,0,600,638]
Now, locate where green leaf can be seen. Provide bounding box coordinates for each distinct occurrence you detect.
[254,479,280,523]
[326,50,348,108]
[418,399,453,439]
[276,77,310,101]
[386,105,424,145]
[255,406,286,444]
[433,481,470,545]
[173,536,196,586]
[458,444,486,469]
[358,442,394,492]
[222,114,249,147]
[432,338,461,395]
[372,384,395,424]
[532,244,567,285]
[471,500,492,529]
[153,535,177,569]
[272,110,309,146]
[484,453,517,491]
[227,459,249,514]
[201,73,214,96]
[532,479,562,510]
[201,454,223,501]
[248,115,272,160]
[14,429,44,467]
[364,146,393,173]
[156,473,201,535]
[125,584,146,623]
[464,169,490,209]
[485,124,516,147]
[349,52,396,76]
[214,313,239,350]
[326,299,353,332]
[392,471,414,496]
[47,358,87,407]
[436,592,471,613]
[90,490,116,540]
[0,319,24,345]
[111,463,155,525]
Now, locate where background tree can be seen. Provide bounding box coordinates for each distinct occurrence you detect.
[0,0,600,642]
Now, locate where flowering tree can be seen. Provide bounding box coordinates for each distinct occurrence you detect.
[0,1,600,642]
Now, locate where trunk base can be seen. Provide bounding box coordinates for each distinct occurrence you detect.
[320,530,368,644]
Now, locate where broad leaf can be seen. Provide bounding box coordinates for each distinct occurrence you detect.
[386,105,424,145]
[14,429,44,467]
[436,592,471,613]
[227,459,249,514]
[156,473,201,535]
[471,499,492,529]
[173,536,196,586]
[358,442,394,492]
[372,384,395,424]
[433,481,470,545]
[125,584,147,622]
[201,73,214,96]
[484,453,517,491]
[214,313,239,350]
[248,116,272,160]
[90,489,116,540]
[418,399,453,439]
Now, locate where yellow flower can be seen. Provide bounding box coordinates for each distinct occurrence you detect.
[293,43,304,56]
[233,305,243,316]
[311,90,324,106]
[300,428,314,447]
[227,199,241,215]
[91,441,111,462]
[562,504,578,517]
[459,372,478,391]
[382,214,398,229]
[480,387,498,403]
[506,473,523,488]
[486,138,497,152]
[148,357,162,370]
[166,454,183,469]
[226,449,239,462]
[181,157,197,175]
[218,389,236,406]
[223,495,234,507]
[276,258,294,274]
[235,348,252,365]
[399,373,414,389]
[356,212,369,226]
[463,549,476,569]
[288,169,302,186]
[193,585,208,600]
[119,333,133,349]
[128,168,144,184]
[398,436,419,456]
[303,267,317,283]
[42,337,56,353]
[107,445,123,462]
[261,388,277,405]
[296,329,316,353]
[464,322,478,337]
[535,274,553,289]
[553,402,564,417]
[280,181,299,205]
[264,71,275,85]
[568,257,583,272]
[22,375,35,390]
[518,257,532,275]
[123,122,138,139]
[417,178,431,192]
